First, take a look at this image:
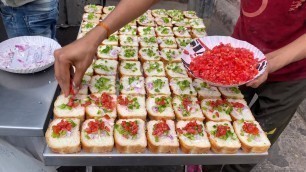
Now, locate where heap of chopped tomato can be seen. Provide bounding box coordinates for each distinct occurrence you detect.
[209,99,229,109]
[177,121,203,135]
[242,122,259,135]
[215,125,230,137]
[230,102,244,108]
[118,95,132,106]
[67,96,80,108]
[189,43,258,85]
[121,121,138,138]
[153,120,170,137]
[85,119,110,134]
[52,119,72,135]
[87,93,115,110]
[155,96,167,106]
[182,97,193,112]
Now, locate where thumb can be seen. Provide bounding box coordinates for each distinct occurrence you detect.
[72,69,86,93]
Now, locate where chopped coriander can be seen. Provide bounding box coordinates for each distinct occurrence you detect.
[127,98,140,110]
[100,45,113,54]
[128,76,139,85]
[108,35,118,41]
[87,13,94,20]
[124,62,136,70]
[164,39,174,45]
[124,48,136,58]
[58,104,72,110]
[68,119,77,127]
[146,62,161,72]
[177,80,191,91]
[153,79,165,90]
[94,77,112,92]
[230,87,241,94]
[93,63,110,71]
[143,36,156,44]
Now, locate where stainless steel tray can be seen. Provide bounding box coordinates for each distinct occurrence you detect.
[43,147,268,166]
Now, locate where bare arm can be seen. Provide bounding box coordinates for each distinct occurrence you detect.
[54,0,159,96]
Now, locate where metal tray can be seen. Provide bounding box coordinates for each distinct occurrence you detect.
[43,147,268,166]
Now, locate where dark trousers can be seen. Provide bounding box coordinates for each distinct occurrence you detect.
[220,79,306,172]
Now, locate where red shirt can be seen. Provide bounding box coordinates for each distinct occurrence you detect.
[232,0,306,82]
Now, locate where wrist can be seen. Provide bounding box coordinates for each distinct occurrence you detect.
[86,27,108,48]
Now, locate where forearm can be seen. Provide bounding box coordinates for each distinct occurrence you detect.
[268,34,306,73]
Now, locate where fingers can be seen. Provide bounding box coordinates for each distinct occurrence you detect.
[54,49,71,97]
[72,67,86,94]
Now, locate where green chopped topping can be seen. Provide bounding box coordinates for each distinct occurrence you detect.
[100,45,112,54]
[128,76,139,85]
[108,6,115,11]
[161,17,170,23]
[143,36,157,44]
[126,37,133,43]
[169,63,183,73]
[178,39,192,47]
[164,39,174,45]
[164,49,177,60]
[127,98,140,110]
[177,80,191,91]
[68,119,77,127]
[119,84,123,91]
[81,79,87,84]
[143,26,152,34]
[230,87,241,94]
[94,77,112,92]
[146,48,156,57]
[153,79,165,90]
[85,23,94,29]
[87,13,95,20]
[97,109,101,114]
[155,136,159,142]
[124,48,136,58]
[139,15,147,23]
[58,104,72,110]
[108,35,118,41]
[124,62,137,70]
[177,26,186,32]
[183,133,195,140]
[154,97,171,112]
[200,82,210,88]
[146,62,162,73]
[93,63,111,71]
[195,28,205,32]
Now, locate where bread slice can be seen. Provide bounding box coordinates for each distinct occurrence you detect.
[119,76,146,95]
[160,48,181,62]
[144,10,154,18]
[103,6,115,14]
[190,18,205,29]
[114,119,147,153]
[192,79,221,100]
[218,87,244,99]
[53,94,86,121]
[145,77,171,95]
[155,17,173,27]
[169,78,197,96]
[119,61,142,77]
[151,9,168,18]
[176,120,210,154]
[82,13,101,23]
[139,36,158,48]
[85,63,94,76]
[119,25,137,35]
[176,38,193,49]
[183,11,199,19]
[119,46,139,61]
[81,21,98,33]
[172,18,191,28]
[172,96,204,121]
[45,118,81,154]
[201,99,232,122]
[159,37,178,49]
[191,28,207,38]
[89,75,116,94]
[93,59,118,76]
[146,95,175,120]
[147,120,179,153]
[165,62,188,78]
[167,9,183,19]
[84,4,102,14]
[102,34,119,46]
[128,19,137,26]
[117,95,147,120]
[155,26,174,37]
[139,47,160,62]
[143,61,166,77]
[85,93,117,119]
[138,26,156,36]
[97,45,120,60]
[227,99,255,121]
[233,120,271,153]
[173,26,191,38]
[81,117,115,153]
[79,75,91,95]
[206,121,241,154]
[137,15,155,27]
[119,35,139,47]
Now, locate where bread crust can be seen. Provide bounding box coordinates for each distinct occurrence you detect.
[208,137,239,154]
[179,139,210,154]
[53,112,85,122]
[147,132,178,153]
[81,142,113,153]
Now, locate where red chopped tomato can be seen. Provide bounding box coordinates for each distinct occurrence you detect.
[181,121,203,135]
[155,97,167,106]
[231,102,244,109]
[81,101,92,107]
[100,93,115,110]
[242,122,259,135]
[153,120,170,137]
[104,114,111,120]
[209,99,229,108]
[182,97,193,111]
[118,96,131,106]
[52,119,72,134]
[86,119,110,134]
[215,112,220,118]
[89,94,99,102]
[189,43,259,85]
[216,125,230,137]
[121,121,138,137]
[67,97,74,107]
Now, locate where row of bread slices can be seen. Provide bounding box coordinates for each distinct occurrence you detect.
[46,117,270,154]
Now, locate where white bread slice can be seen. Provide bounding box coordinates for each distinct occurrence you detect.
[137,15,155,27]
[218,87,244,99]
[151,9,168,18]
[93,59,118,76]
[192,79,221,100]
[85,63,94,76]
[176,38,193,49]
[173,26,191,38]
[144,10,154,18]
[89,75,116,94]
[102,34,119,46]
[183,11,199,19]
[201,99,232,122]
[97,45,120,60]
[119,76,146,95]
[103,6,115,14]
[167,10,183,18]
[169,78,197,96]
[45,118,81,154]
[155,26,174,37]
[114,119,147,153]
[190,18,206,29]
[117,95,147,120]
[128,19,137,26]
[147,120,179,153]
[206,121,241,154]
[172,96,204,121]
[85,93,117,119]
[119,61,142,77]
[233,120,271,153]
[53,94,86,121]
[139,36,158,48]
[84,4,102,14]
[143,61,166,77]
[159,37,178,49]
[176,120,210,154]
[81,118,115,153]
[138,26,156,36]
[160,48,181,62]
[82,13,101,23]
[119,46,139,61]
[77,32,86,39]
[145,77,171,95]
[165,62,188,78]
[79,75,91,95]
[146,95,175,120]
[191,28,207,38]
[172,18,191,28]
[119,25,137,35]
[81,21,98,33]
[119,35,139,47]
[139,47,160,62]
[227,99,255,121]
